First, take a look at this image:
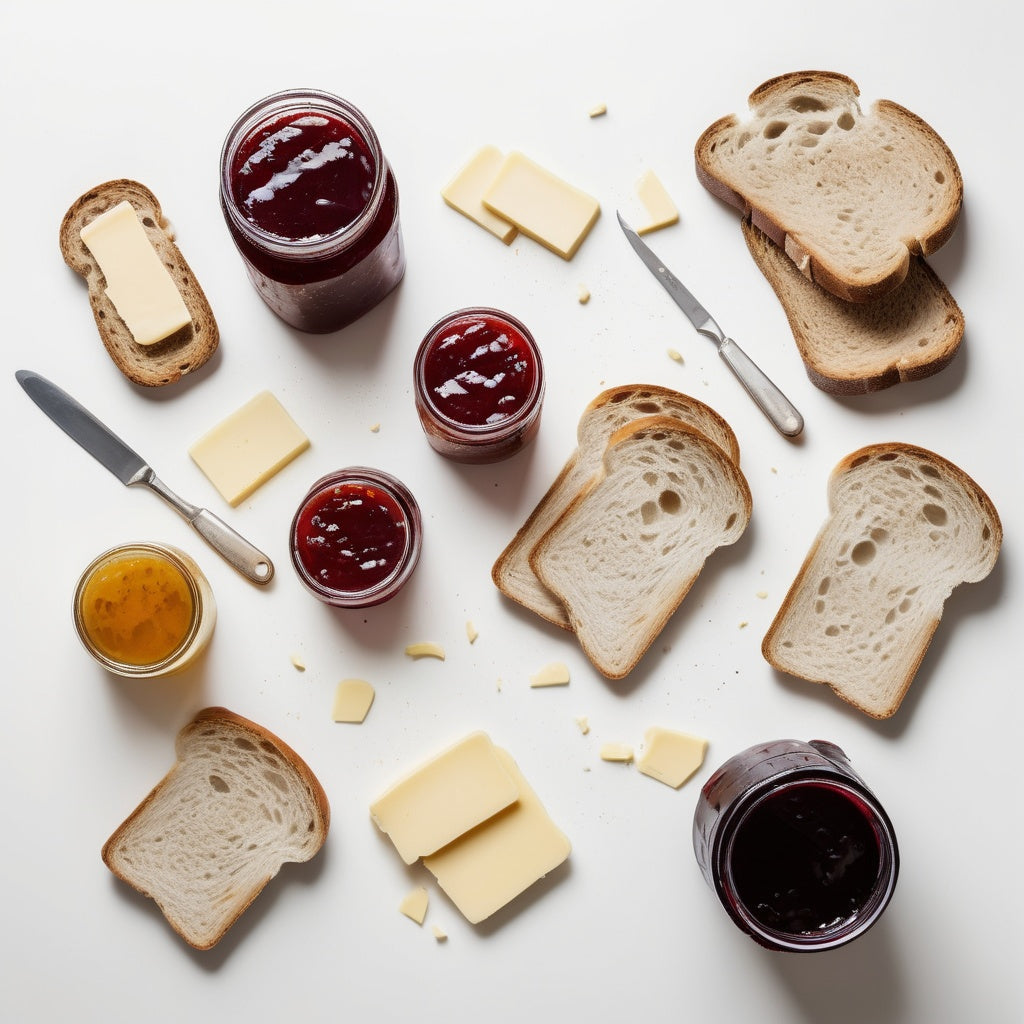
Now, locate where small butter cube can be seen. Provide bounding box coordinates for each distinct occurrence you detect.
[189,391,310,507]
[600,743,634,763]
[636,727,707,789]
[482,152,600,260]
[399,887,429,925]
[432,924,448,941]
[530,662,570,688]
[441,146,518,244]
[332,679,375,723]
[636,169,679,235]
[588,103,608,118]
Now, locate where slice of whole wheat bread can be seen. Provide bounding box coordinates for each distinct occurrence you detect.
[742,220,964,394]
[492,385,740,630]
[60,179,219,387]
[762,443,1001,718]
[530,416,751,678]
[695,72,962,303]
[102,707,330,950]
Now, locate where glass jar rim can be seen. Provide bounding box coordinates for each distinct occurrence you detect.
[219,88,387,261]
[413,306,545,440]
[73,542,204,676]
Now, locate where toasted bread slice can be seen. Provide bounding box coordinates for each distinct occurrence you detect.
[102,707,329,949]
[60,179,218,386]
[696,72,962,302]
[742,220,964,394]
[530,417,751,679]
[763,444,1001,718]
[492,385,740,630]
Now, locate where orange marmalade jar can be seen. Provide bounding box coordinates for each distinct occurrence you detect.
[73,543,216,677]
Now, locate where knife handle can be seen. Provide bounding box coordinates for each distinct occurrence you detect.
[142,474,275,585]
[718,337,804,438]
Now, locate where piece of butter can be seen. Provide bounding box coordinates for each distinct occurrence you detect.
[332,678,375,723]
[189,391,309,507]
[79,200,191,346]
[482,152,600,260]
[370,732,520,865]
[636,169,679,235]
[423,748,571,924]
[399,886,429,925]
[405,641,445,660]
[441,146,518,244]
[432,924,448,942]
[599,743,634,763]
[529,662,570,688]
[636,727,707,788]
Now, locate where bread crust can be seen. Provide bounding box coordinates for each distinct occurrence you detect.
[695,72,963,303]
[60,179,219,386]
[762,443,1001,718]
[101,707,329,949]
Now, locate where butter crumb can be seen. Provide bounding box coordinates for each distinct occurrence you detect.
[530,661,571,688]
[756,590,768,599]
[432,924,448,942]
[405,641,445,660]
[575,715,590,736]
[668,348,684,363]
[370,423,381,433]
[600,743,634,763]
[588,103,607,118]
[399,887,429,925]
[466,620,479,644]
[577,284,591,305]
[739,621,749,629]
[290,654,306,671]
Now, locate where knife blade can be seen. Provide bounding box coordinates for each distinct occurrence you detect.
[15,370,274,585]
[617,212,803,438]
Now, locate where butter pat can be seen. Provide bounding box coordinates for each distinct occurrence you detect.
[399,886,429,925]
[441,146,518,244]
[636,727,707,788]
[600,743,634,763]
[370,732,520,865]
[332,678,375,723]
[79,201,191,345]
[636,170,679,235]
[423,748,571,924]
[530,661,570,688]
[189,391,309,507]
[482,152,600,260]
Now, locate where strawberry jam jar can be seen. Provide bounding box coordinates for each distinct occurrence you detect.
[413,307,545,463]
[290,468,422,608]
[693,740,899,952]
[219,89,405,333]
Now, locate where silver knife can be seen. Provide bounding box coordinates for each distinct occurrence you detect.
[16,370,274,585]
[617,213,804,438]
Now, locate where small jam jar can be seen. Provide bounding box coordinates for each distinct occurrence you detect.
[219,88,406,333]
[290,468,422,607]
[413,307,545,463]
[692,739,899,952]
[73,543,216,678]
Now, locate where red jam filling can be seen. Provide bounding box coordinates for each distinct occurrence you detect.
[229,111,378,241]
[422,312,538,428]
[294,482,408,594]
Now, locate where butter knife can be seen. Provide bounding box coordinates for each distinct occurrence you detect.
[16,370,274,585]
[617,213,804,438]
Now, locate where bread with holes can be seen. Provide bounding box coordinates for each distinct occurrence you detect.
[493,385,740,630]
[695,72,962,302]
[102,707,329,950]
[742,220,964,394]
[762,443,1001,718]
[530,416,751,678]
[60,179,219,386]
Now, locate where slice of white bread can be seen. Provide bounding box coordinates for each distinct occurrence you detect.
[102,707,330,950]
[492,385,740,630]
[530,416,751,678]
[695,71,962,302]
[742,220,964,394]
[60,179,219,387]
[762,443,1001,718]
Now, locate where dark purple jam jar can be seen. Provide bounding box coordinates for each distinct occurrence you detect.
[693,739,899,952]
[220,89,405,333]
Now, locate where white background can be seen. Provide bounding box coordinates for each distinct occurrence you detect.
[2,2,1020,1021]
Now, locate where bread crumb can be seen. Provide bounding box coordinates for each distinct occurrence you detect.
[667,348,684,363]
[530,661,570,687]
[496,677,503,692]
[399,887,429,925]
[739,621,749,629]
[575,715,590,735]
[290,653,306,671]
[600,743,634,763]
[332,678,375,723]
[405,641,445,660]
[432,924,448,942]
[577,284,591,305]
[588,103,607,118]
[466,620,479,644]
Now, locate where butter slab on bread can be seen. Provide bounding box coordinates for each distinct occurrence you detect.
[762,444,1001,718]
[742,221,964,394]
[102,707,330,949]
[531,416,751,679]
[493,385,739,630]
[695,72,962,302]
[60,179,219,386]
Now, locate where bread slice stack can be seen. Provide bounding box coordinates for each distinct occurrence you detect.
[763,443,1001,718]
[493,385,750,678]
[695,71,964,394]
